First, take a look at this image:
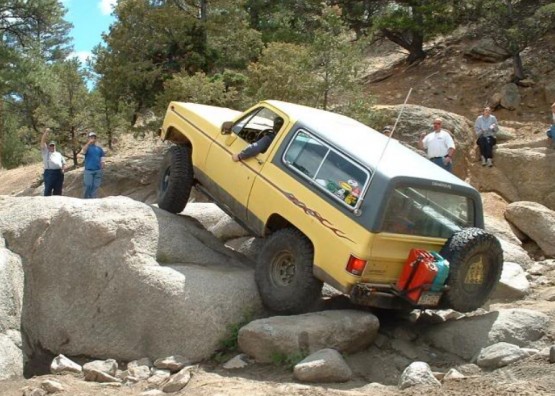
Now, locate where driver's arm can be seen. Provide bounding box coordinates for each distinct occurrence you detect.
[233,134,275,161]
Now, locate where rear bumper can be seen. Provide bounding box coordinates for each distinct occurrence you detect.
[350,283,447,310]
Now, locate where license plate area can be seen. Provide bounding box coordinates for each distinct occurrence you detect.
[417,291,442,306]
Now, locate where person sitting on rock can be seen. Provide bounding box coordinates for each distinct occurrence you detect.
[474,106,499,167]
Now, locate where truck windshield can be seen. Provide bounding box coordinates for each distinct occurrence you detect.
[382,186,475,238]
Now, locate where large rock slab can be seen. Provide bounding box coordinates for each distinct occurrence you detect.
[484,215,522,246]
[0,196,262,363]
[463,38,510,62]
[498,239,533,270]
[422,309,549,360]
[183,202,250,242]
[490,262,530,302]
[469,147,555,211]
[293,348,352,383]
[505,201,555,256]
[0,240,24,380]
[476,342,531,369]
[238,310,380,363]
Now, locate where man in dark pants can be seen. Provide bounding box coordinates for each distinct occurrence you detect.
[82,131,106,199]
[40,128,66,196]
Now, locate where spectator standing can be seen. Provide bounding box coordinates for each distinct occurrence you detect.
[547,102,555,149]
[40,128,66,196]
[418,118,456,173]
[82,131,105,199]
[475,106,499,167]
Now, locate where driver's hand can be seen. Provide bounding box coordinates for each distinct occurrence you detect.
[232,153,240,162]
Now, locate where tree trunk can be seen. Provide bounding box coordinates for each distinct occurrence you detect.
[512,53,525,82]
[70,126,78,167]
[381,29,426,64]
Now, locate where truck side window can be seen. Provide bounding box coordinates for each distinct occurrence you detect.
[231,107,280,144]
[283,130,369,209]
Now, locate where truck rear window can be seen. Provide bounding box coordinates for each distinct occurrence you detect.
[283,130,369,209]
[382,186,475,238]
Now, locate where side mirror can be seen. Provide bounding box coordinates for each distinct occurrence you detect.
[221,121,233,135]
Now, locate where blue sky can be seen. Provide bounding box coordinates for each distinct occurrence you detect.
[62,0,116,64]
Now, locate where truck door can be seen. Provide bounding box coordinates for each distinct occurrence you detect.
[204,106,285,223]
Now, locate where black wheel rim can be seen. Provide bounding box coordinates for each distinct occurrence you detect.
[270,251,296,286]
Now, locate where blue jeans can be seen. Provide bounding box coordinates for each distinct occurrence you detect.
[83,169,103,199]
[430,157,453,173]
[44,169,64,196]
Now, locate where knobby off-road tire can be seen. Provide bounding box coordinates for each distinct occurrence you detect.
[439,227,503,312]
[157,145,193,214]
[255,228,323,314]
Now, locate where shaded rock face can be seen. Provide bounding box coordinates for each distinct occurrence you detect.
[0,196,262,369]
[469,146,555,211]
[422,308,549,360]
[463,38,511,63]
[505,201,555,256]
[0,239,24,380]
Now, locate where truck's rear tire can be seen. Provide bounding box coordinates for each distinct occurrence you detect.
[255,229,323,314]
[157,145,193,214]
[438,227,503,312]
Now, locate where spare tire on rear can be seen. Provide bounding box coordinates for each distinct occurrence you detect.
[438,227,503,312]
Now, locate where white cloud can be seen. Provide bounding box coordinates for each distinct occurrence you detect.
[98,0,117,15]
[69,50,94,65]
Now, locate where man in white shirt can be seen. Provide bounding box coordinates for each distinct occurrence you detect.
[418,118,456,173]
[40,128,67,196]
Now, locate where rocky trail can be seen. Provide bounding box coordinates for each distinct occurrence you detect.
[1,33,555,396]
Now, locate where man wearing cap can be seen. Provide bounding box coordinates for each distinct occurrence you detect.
[82,131,105,199]
[40,127,67,196]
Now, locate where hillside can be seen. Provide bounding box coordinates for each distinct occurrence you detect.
[367,30,555,124]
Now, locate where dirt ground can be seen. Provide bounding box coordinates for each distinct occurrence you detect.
[1,33,555,396]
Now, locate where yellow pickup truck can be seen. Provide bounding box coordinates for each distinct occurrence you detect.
[157,100,503,314]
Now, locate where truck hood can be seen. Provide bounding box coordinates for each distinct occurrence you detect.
[173,102,241,129]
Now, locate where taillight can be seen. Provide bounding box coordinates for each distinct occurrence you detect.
[346,255,367,276]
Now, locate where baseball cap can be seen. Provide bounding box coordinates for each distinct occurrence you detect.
[88,132,97,137]
[48,141,56,146]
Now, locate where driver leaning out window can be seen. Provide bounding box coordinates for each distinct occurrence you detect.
[232,116,284,162]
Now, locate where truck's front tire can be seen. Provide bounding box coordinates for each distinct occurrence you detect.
[439,228,503,312]
[157,145,193,214]
[255,229,323,314]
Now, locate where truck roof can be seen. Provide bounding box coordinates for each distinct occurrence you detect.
[267,100,470,190]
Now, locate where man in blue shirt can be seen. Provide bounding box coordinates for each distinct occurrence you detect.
[82,131,105,199]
